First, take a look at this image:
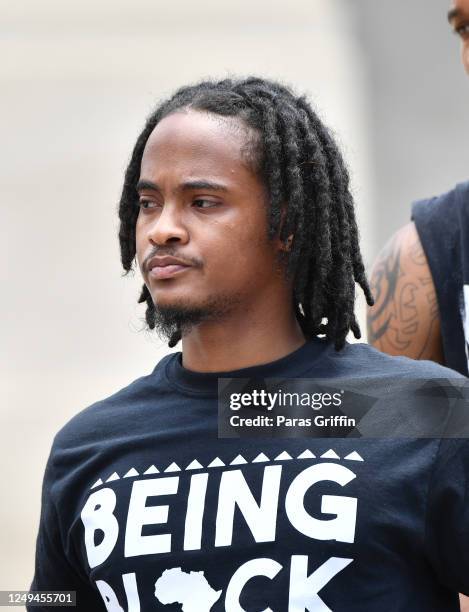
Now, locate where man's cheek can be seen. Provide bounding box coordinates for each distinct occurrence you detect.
[134,229,146,269]
[463,45,469,74]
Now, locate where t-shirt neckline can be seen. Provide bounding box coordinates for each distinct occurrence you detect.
[163,337,330,397]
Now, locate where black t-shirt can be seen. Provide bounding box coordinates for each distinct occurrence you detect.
[412,181,469,376]
[30,339,469,611]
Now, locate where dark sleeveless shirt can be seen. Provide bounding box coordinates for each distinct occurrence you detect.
[412,181,469,376]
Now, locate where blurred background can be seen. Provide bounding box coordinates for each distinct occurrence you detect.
[1,0,468,594]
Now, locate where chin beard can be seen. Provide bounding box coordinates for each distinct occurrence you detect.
[149,295,238,344]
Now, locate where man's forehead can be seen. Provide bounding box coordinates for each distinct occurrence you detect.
[143,111,251,160]
[149,110,251,144]
[141,109,261,177]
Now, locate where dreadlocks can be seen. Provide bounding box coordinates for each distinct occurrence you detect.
[118,77,374,349]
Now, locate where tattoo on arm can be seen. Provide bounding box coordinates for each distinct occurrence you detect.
[367,224,443,363]
[367,235,401,344]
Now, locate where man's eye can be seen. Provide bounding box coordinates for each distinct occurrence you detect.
[193,199,218,209]
[138,200,158,209]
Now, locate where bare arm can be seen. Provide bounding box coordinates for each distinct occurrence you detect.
[367,221,444,364]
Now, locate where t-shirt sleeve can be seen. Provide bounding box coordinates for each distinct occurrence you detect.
[425,439,469,595]
[29,449,104,611]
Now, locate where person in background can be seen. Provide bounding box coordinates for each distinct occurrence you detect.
[367,2,469,610]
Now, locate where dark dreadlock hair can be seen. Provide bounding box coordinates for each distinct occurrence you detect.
[118,76,374,349]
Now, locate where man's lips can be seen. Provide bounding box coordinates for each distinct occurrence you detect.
[150,264,191,280]
[147,255,193,280]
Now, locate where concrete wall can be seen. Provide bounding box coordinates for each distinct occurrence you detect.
[355,0,469,256]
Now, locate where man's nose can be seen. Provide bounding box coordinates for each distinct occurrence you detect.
[147,204,189,246]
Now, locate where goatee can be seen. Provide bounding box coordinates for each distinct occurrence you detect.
[150,295,239,343]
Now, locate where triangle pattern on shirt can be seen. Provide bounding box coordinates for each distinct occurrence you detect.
[275,451,293,461]
[297,449,316,459]
[144,465,159,475]
[165,462,181,473]
[91,478,103,489]
[321,449,340,460]
[105,472,120,482]
[252,452,270,463]
[124,468,139,478]
[230,455,247,465]
[208,457,225,468]
[186,460,203,470]
[344,451,364,462]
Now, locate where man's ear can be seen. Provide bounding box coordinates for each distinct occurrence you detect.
[275,205,294,252]
[278,233,294,252]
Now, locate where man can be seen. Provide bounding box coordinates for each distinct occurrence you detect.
[31,78,469,611]
[367,3,469,609]
[367,0,469,377]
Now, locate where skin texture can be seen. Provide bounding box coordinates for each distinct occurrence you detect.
[448,0,469,74]
[367,222,444,363]
[135,109,305,373]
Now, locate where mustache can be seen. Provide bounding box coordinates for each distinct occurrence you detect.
[143,248,203,272]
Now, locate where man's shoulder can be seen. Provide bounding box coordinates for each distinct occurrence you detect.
[332,341,465,380]
[412,179,469,222]
[52,353,174,450]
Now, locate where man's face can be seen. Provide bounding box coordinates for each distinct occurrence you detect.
[448,0,469,74]
[135,109,286,337]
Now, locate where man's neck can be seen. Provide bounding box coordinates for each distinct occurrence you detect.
[180,308,306,373]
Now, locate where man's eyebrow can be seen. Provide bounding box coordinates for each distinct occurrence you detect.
[180,180,228,192]
[448,7,460,23]
[136,179,229,193]
[136,179,160,192]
